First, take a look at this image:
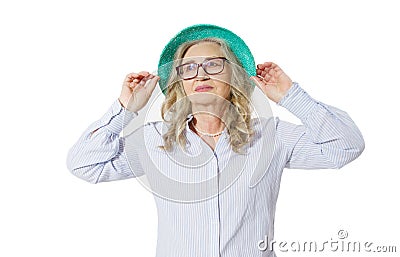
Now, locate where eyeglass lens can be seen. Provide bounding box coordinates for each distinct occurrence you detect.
[177,58,225,79]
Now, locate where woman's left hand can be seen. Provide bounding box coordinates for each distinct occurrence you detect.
[251,62,293,103]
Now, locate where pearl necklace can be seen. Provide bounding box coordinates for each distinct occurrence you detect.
[192,122,224,137]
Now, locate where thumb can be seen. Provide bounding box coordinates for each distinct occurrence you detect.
[250,76,259,82]
[145,75,160,93]
[250,76,263,89]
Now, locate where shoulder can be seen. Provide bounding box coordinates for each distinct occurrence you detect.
[251,116,276,135]
[124,120,166,142]
[250,116,304,144]
[274,117,305,136]
[248,116,277,147]
[273,117,306,153]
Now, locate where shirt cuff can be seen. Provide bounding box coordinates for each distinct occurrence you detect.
[277,82,319,122]
[100,99,138,134]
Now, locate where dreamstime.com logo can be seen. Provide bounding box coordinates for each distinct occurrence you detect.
[258,230,397,254]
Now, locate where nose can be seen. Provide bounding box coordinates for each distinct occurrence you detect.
[196,65,209,80]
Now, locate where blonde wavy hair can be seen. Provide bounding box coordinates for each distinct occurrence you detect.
[159,38,255,154]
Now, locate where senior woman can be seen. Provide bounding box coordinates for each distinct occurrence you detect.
[67,24,364,257]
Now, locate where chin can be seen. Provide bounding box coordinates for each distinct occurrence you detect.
[187,92,230,109]
[188,92,213,103]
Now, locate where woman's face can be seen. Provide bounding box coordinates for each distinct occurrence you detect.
[180,42,232,103]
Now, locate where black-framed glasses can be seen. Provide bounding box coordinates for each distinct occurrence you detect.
[176,57,229,80]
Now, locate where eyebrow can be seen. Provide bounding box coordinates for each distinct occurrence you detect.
[183,56,221,63]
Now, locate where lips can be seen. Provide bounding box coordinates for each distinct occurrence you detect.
[195,85,214,92]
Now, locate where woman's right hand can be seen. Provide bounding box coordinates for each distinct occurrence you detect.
[118,71,160,113]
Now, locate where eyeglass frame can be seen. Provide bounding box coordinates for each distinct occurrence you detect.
[175,57,230,80]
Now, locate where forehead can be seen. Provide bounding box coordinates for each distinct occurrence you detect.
[183,41,224,59]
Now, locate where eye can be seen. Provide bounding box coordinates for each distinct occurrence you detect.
[186,63,197,71]
[206,59,223,68]
[207,61,219,67]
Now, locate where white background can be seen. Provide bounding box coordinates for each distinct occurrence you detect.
[1,0,399,256]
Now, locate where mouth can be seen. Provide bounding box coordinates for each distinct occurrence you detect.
[195,85,214,92]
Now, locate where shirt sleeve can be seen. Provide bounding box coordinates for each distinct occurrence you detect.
[66,99,145,183]
[276,82,365,169]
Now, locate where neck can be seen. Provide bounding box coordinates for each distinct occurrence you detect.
[189,101,229,136]
[191,113,226,135]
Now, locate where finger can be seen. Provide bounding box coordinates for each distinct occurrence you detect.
[141,73,154,82]
[257,63,266,69]
[130,76,147,88]
[266,62,276,68]
[145,76,160,92]
[129,81,138,88]
[138,77,147,87]
[131,73,152,86]
[257,62,273,69]
[272,65,283,74]
[257,64,265,69]
[270,62,278,69]
[126,73,144,83]
[125,74,135,83]
[261,70,268,77]
[126,72,141,78]
[256,67,269,74]
[268,68,276,76]
[250,76,264,89]
[127,71,149,79]
[138,71,150,76]
[254,75,265,83]
[127,78,141,88]
[132,74,146,81]
[138,72,153,81]
[257,66,272,74]
[140,74,154,84]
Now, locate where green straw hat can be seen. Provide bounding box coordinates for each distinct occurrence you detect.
[157,24,256,95]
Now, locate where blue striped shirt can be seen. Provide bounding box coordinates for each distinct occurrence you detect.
[66,82,364,257]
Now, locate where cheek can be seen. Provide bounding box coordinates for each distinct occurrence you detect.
[212,71,231,97]
[182,81,192,95]
[215,81,231,97]
[218,69,232,86]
